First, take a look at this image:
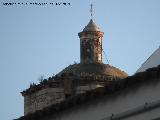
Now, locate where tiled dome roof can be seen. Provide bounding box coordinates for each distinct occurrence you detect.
[57,63,128,79]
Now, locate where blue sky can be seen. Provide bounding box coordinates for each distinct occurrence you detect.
[0,0,160,120]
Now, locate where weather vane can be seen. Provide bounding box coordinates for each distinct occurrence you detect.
[90,4,93,18]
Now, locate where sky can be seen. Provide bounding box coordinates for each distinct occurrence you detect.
[0,0,160,120]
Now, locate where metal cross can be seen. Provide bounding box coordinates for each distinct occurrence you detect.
[90,4,93,18]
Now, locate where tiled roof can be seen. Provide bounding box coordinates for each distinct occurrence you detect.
[58,63,128,79]
[21,63,128,96]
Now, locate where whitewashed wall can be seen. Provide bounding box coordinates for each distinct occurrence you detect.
[43,78,160,120]
[123,107,160,120]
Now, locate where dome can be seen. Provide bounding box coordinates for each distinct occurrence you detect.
[83,19,100,32]
[57,63,128,80]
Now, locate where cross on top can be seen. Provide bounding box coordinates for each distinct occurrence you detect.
[90,4,93,18]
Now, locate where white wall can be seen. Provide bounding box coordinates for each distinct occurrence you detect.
[44,78,160,120]
[123,107,160,120]
[137,47,160,73]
